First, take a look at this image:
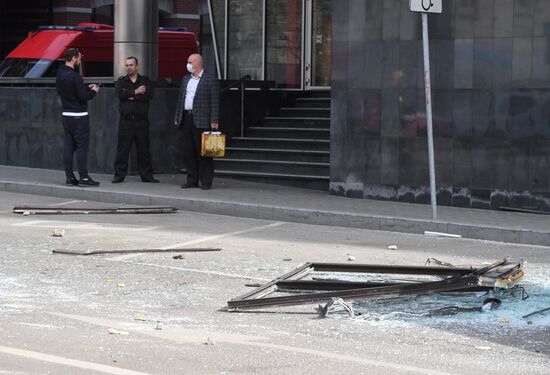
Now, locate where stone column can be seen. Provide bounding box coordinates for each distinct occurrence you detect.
[114,0,158,80]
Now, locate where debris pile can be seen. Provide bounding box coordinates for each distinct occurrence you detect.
[227,258,526,317]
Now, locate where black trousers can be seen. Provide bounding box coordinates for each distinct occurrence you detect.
[114,118,154,179]
[62,115,90,178]
[182,112,214,186]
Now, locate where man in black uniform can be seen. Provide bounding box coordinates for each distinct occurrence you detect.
[56,48,100,186]
[112,57,159,183]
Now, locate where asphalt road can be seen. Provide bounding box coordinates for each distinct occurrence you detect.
[0,191,549,375]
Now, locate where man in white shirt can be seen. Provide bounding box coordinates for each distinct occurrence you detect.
[174,54,220,190]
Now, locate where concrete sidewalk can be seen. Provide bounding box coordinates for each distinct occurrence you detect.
[1,165,549,246]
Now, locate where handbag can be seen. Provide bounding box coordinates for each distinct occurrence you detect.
[201,131,226,157]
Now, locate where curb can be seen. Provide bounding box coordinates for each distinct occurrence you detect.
[1,180,549,247]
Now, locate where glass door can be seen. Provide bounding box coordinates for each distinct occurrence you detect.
[304,0,331,89]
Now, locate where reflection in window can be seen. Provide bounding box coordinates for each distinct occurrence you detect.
[266,0,302,88]
[227,0,263,80]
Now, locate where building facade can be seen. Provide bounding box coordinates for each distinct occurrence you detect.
[328,0,550,210]
[205,0,550,211]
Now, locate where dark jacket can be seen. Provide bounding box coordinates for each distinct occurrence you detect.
[56,65,96,112]
[115,74,154,120]
[174,71,219,129]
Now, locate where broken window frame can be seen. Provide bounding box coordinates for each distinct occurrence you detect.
[227,259,523,311]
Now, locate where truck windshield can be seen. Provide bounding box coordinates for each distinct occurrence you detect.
[0,58,62,78]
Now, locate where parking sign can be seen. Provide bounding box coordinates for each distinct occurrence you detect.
[409,0,442,13]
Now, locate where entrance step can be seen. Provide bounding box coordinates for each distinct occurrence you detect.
[225,148,330,163]
[215,158,329,175]
[263,117,330,128]
[246,127,330,139]
[221,90,331,190]
[294,97,331,108]
[213,170,329,190]
[230,137,330,151]
[279,107,331,118]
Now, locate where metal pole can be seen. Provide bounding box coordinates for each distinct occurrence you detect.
[422,12,437,220]
[207,0,221,79]
[240,79,245,137]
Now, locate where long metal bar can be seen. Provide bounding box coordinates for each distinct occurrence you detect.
[224,0,228,79]
[276,280,493,293]
[499,206,550,215]
[228,274,481,310]
[262,0,266,80]
[13,206,178,215]
[474,258,508,275]
[311,263,474,276]
[241,78,245,137]
[422,12,438,219]
[53,248,221,256]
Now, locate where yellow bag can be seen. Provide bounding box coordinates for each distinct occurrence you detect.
[201,132,226,157]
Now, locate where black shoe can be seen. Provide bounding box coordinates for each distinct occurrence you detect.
[141,177,159,183]
[112,176,125,184]
[79,177,100,187]
[201,184,211,190]
[66,176,79,186]
[181,182,198,189]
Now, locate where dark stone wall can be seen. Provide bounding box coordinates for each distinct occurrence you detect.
[0,87,185,174]
[330,0,550,211]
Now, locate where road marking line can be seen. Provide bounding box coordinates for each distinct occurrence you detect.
[110,260,270,281]
[110,221,286,261]
[52,313,458,375]
[0,345,152,375]
[11,220,160,232]
[162,221,286,249]
[49,200,84,207]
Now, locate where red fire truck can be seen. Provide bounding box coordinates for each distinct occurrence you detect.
[0,23,198,79]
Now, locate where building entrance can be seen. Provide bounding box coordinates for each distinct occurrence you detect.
[208,0,332,90]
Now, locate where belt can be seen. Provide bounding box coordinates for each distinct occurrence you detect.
[185,110,193,115]
[62,112,88,117]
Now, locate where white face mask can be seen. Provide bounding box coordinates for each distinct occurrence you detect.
[186,63,195,74]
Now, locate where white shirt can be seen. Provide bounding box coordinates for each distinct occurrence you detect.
[184,70,203,110]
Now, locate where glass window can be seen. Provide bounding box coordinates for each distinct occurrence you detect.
[227,0,264,80]
[0,58,57,78]
[310,0,331,86]
[266,0,302,88]
[0,58,31,77]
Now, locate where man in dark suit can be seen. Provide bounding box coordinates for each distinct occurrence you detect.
[174,53,220,190]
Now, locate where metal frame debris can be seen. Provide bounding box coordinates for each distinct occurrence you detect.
[227,259,524,311]
[13,206,178,215]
